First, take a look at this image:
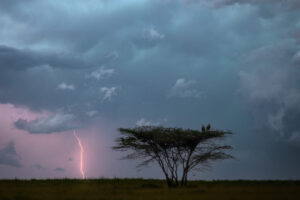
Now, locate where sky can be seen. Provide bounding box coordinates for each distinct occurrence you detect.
[0,0,300,180]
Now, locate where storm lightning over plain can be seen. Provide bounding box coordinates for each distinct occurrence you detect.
[0,0,300,179]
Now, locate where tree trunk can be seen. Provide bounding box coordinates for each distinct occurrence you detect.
[180,169,188,186]
[166,179,172,187]
[175,178,179,187]
[166,179,177,188]
[180,169,186,186]
[184,173,188,186]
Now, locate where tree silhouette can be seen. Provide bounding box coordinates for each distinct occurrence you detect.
[113,125,233,187]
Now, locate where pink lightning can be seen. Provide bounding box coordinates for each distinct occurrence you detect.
[73,130,86,179]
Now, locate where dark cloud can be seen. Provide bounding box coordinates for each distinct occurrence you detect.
[0,0,34,13]
[33,164,45,170]
[289,28,300,45]
[209,0,300,19]
[54,167,65,172]
[212,0,300,9]
[0,45,92,70]
[14,113,77,134]
[0,142,22,168]
[239,41,300,145]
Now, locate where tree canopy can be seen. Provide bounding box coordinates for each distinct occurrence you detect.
[113,125,233,187]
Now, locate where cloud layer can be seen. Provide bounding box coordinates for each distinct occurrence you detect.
[0,0,300,179]
[14,113,76,134]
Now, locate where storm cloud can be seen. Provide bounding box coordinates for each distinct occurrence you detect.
[54,167,65,172]
[14,113,76,134]
[239,42,300,145]
[0,142,22,168]
[0,0,300,179]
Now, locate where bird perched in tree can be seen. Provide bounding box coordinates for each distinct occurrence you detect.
[201,125,205,132]
[206,123,211,131]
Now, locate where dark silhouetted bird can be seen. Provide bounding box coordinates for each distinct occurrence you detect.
[201,125,205,132]
[206,123,211,131]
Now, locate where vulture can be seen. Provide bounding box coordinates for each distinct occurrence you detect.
[201,125,205,132]
[206,123,211,131]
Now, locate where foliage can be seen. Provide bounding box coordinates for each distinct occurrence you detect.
[113,126,233,187]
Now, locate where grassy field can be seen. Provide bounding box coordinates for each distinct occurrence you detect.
[0,179,300,200]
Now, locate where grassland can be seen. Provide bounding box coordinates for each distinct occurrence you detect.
[0,179,300,200]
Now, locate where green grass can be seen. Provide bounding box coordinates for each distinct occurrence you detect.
[0,179,300,200]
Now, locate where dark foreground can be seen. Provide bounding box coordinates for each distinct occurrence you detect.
[1,179,300,200]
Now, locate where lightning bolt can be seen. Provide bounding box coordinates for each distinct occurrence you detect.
[73,130,86,179]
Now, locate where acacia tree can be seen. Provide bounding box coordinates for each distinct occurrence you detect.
[113,126,233,187]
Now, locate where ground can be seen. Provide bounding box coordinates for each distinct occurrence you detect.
[0,179,299,200]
